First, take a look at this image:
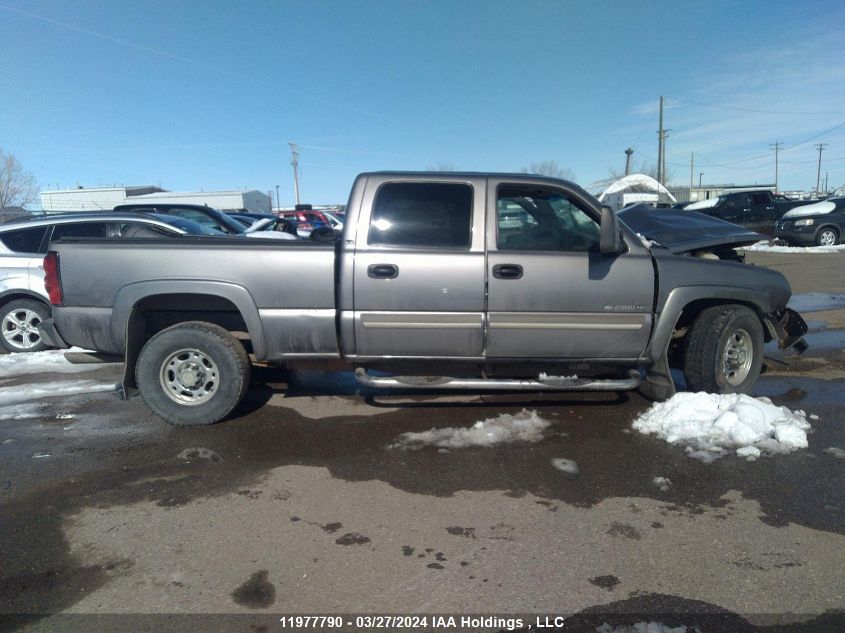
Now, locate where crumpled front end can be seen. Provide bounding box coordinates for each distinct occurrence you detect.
[764,308,809,353]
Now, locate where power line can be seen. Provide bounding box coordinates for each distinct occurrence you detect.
[670,96,845,116]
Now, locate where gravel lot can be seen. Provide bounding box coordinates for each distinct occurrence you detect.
[1,251,843,633]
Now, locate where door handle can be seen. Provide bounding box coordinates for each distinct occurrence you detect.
[367,263,399,279]
[492,264,523,279]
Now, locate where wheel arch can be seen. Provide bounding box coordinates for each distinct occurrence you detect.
[814,224,840,243]
[647,286,772,365]
[113,281,265,395]
[0,289,51,310]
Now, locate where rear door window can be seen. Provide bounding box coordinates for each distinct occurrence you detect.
[0,226,49,253]
[51,222,109,239]
[368,182,472,248]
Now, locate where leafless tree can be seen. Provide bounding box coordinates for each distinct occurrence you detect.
[426,161,458,172]
[521,160,576,181]
[0,148,38,209]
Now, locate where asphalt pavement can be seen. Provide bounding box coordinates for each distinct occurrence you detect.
[0,251,843,633]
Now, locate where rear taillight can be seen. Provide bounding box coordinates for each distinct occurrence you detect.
[43,251,63,305]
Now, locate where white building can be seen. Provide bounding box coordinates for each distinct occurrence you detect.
[130,190,271,212]
[40,186,165,212]
[41,186,271,213]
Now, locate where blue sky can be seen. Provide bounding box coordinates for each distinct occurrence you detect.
[2,0,844,206]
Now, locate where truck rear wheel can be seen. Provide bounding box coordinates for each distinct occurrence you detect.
[135,321,250,426]
[683,304,763,394]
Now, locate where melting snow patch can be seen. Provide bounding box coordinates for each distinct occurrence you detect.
[0,402,48,420]
[824,447,845,459]
[551,458,579,474]
[178,447,222,463]
[632,392,811,462]
[744,240,845,254]
[0,380,116,407]
[652,476,671,491]
[387,409,551,450]
[0,347,115,379]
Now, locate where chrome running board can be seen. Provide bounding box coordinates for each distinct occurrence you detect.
[354,368,641,392]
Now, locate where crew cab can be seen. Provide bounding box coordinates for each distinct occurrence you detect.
[39,173,807,426]
[685,190,815,234]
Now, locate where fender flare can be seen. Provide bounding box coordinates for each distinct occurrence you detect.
[111,279,267,359]
[647,285,773,365]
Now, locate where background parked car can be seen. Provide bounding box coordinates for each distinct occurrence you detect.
[113,203,247,235]
[774,197,845,246]
[278,209,334,237]
[0,213,211,352]
[227,212,278,228]
[244,217,300,240]
[684,190,815,234]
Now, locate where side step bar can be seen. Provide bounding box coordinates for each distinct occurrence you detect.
[354,368,641,392]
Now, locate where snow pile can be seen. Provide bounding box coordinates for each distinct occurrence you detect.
[0,348,116,379]
[744,240,845,254]
[387,409,551,450]
[551,458,579,474]
[632,392,812,462]
[596,623,693,633]
[781,200,836,218]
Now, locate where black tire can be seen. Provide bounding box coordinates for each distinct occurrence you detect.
[135,321,250,426]
[0,299,51,353]
[683,304,764,394]
[815,226,839,247]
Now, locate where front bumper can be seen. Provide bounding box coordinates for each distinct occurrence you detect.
[764,308,808,353]
[773,222,817,246]
[37,318,70,350]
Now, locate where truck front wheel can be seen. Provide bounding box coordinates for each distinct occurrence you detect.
[683,304,763,394]
[135,321,250,426]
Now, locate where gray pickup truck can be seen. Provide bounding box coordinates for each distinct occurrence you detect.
[39,172,807,426]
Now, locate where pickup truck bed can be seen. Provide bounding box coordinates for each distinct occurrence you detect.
[52,238,339,360]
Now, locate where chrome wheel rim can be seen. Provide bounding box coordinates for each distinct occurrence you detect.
[2,308,43,351]
[722,328,753,386]
[159,348,219,406]
[819,230,837,246]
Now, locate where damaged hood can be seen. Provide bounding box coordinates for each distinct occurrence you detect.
[617,204,763,254]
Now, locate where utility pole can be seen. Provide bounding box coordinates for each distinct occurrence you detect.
[689,152,694,191]
[275,184,280,210]
[624,147,633,175]
[656,96,664,185]
[769,141,783,193]
[815,143,828,197]
[289,142,301,205]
